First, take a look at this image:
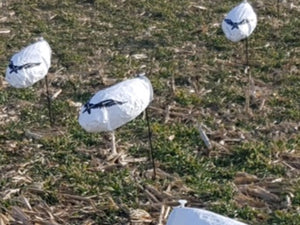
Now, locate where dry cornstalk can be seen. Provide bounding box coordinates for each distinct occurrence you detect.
[198,124,212,150]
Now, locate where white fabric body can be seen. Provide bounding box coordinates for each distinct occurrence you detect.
[166,207,247,225]
[5,38,51,88]
[222,0,257,42]
[78,75,153,132]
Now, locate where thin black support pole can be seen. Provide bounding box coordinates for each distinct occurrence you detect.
[45,75,54,126]
[245,38,249,67]
[145,108,156,180]
[277,0,280,18]
[244,38,251,113]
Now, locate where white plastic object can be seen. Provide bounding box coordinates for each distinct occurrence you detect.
[78,75,153,133]
[166,207,248,225]
[178,200,187,208]
[222,0,257,42]
[5,38,52,88]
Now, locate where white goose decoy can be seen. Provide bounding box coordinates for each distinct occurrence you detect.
[5,37,54,125]
[5,38,51,88]
[78,74,153,155]
[166,200,248,225]
[222,0,257,43]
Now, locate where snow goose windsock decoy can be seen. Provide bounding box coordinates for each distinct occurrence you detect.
[222,0,257,43]
[5,37,54,125]
[78,74,153,155]
[166,200,248,225]
[5,37,51,88]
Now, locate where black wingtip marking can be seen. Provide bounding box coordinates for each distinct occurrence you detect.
[224,19,248,30]
[9,61,41,74]
[83,99,126,114]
